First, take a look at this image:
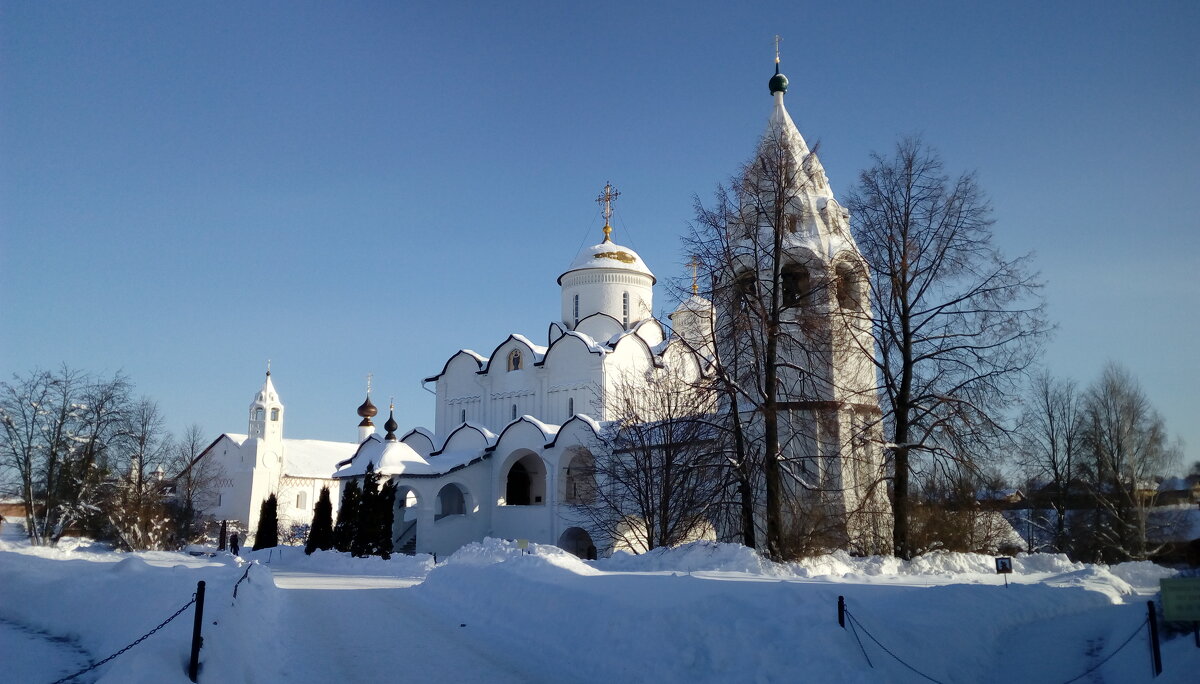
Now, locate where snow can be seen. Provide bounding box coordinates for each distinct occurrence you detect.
[281,438,359,478]
[1,537,1198,683]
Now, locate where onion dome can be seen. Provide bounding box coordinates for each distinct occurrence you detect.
[357,395,377,427]
[384,401,398,442]
[769,63,788,94]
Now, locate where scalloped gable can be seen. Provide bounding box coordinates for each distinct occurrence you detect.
[574,312,624,342]
[630,317,665,346]
[335,433,383,477]
[431,421,497,456]
[541,330,607,368]
[400,427,436,457]
[605,330,662,369]
[479,333,548,374]
[548,413,603,448]
[424,349,488,383]
[491,415,562,451]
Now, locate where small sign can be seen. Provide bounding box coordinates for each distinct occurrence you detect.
[1161,577,1200,622]
[995,557,1013,574]
[516,539,529,551]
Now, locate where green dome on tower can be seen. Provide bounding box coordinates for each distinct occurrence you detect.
[769,65,788,94]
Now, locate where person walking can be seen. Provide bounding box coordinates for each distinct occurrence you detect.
[229,532,240,556]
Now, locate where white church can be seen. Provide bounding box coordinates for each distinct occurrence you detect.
[198,59,891,556]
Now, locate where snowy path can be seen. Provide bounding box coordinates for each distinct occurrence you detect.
[271,570,553,683]
[0,616,94,684]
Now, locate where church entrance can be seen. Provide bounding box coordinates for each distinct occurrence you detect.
[557,527,596,560]
[502,452,545,505]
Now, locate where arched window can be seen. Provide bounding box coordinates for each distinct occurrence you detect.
[573,294,580,326]
[296,491,306,510]
[836,261,863,310]
[784,213,798,233]
[254,407,264,421]
[270,408,280,421]
[435,484,466,520]
[563,451,595,504]
[507,349,522,371]
[511,404,518,420]
[460,409,466,423]
[622,292,630,328]
[782,264,811,308]
[568,397,574,416]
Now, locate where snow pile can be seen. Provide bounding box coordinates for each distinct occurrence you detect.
[596,540,794,576]
[240,544,435,577]
[441,537,600,575]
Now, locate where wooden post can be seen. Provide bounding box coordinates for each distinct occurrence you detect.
[1147,600,1162,677]
[189,581,206,682]
[838,596,845,629]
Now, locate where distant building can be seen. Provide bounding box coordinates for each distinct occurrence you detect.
[194,372,355,534]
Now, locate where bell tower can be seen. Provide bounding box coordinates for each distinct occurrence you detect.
[248,365,284,444]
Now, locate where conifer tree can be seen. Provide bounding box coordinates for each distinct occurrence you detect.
[304,486,334,555]
[333,479,360,553]
[252,494,279,550]
[377,478,397,560]
[352,463,380,557]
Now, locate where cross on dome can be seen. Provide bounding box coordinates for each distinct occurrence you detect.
[596,182,620,243]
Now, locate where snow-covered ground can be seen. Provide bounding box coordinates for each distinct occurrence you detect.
[0,535,1196,683]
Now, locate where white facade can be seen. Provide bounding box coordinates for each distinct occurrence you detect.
[330,62,890,557]
[198,373,354,536]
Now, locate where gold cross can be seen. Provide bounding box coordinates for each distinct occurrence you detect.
[366,373,373,396]
[596,182,620,242]
[775,35,781,64]
[689,256,699,294]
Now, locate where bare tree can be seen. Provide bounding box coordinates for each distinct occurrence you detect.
[0,368,132,545]
[104,399,173,550]
[572,367,725,552]
[1076,363,1180,562]
[847,137,1047,558]
[169,423,225,544]
[1018,371,1083,552]
[688,109,891,559]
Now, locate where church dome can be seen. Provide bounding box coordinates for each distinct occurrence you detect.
[357,396,377,418]
[558,241,656,284]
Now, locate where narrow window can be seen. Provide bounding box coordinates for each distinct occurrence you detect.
[218,493,222,507]
[785,213,798,233]
[573,294,580,326]
[460,409,466,423]
[254,407,264,421]
[270,408,280,421]
[622,292,630,328]
[568,397,574,416]
[296,492,306,510]
[511,404,518,420]
[836,262,862,310]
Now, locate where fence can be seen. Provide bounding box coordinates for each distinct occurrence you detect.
[837,595,1166,683]
[46,560,257,684]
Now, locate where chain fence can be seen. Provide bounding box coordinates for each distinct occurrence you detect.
[841,598,1155,684]
[43,559,256,684]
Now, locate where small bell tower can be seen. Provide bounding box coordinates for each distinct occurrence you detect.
[248,363,284,443]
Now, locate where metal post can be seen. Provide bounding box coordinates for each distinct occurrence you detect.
[189,581,206,682]
[1147,600,1162,677]
[838,595,845,629]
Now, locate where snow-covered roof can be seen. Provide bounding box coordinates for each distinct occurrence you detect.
[670,294,713,316]
[336,435,488,479]
[283,438,359,479]
[559,241,655,284]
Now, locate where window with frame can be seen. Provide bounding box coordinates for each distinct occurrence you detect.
[270,408,280,421]
[622,292,630,328]
[836,261,863,310]
[296,492,306,510]
[253,407,264,421]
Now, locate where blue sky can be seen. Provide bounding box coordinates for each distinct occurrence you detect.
[3,2,1197,468]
